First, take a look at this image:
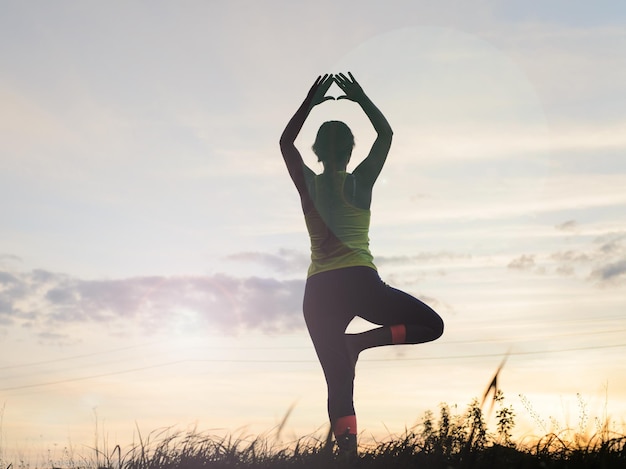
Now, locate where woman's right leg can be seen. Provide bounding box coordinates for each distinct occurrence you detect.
[345,268,444,361]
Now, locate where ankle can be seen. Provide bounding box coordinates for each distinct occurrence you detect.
[390,324,406,344]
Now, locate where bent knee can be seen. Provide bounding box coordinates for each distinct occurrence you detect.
[431,315,444,341]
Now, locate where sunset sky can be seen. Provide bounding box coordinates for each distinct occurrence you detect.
[1,0,626,462]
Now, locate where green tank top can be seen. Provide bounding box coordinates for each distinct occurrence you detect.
[304,172,377,277]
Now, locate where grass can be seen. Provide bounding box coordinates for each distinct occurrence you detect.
[22,405,622,469]
[3,365,626,468]
[4,397,625,469]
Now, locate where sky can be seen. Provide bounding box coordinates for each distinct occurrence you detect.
[1,0,626,462]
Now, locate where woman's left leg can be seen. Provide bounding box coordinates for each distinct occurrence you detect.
[303,270,359,453]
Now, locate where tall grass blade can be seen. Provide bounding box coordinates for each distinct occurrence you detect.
[276,401,296,441]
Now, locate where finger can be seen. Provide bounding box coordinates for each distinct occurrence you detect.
[315,74,329,87]
[347,71,356,83]
[334,77,347,89]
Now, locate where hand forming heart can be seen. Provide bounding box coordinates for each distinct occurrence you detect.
[307,72,365,108]
[334,72,365,103]
[307,74,335,107]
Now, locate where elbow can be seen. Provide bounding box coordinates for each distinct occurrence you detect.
[378,127,393,140]
[379,122,393,137]
[279,134,293,150]
[279,141,292,155]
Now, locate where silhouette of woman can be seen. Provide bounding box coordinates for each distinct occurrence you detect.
[280,73,444,455]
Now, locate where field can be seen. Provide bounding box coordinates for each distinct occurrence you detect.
[3,388,625,469]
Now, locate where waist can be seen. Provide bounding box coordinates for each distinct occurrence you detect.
[307,248,377,278]
[307,264,378,280]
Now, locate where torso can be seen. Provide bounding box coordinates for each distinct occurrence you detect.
[303,171,377,277]
[306,171,372,212]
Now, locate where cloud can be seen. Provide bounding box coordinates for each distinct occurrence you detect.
[0,254,22,268]
[507,230,626,285]
[37,331,80,346]
[589,259,626,284]
[555,265,575,277]
[0,271,19,285]
[587,232,626,285]
[550,251,591,263]
[594,232,626,255]
[555,220,578,232]
[0,269,305,337]
[557,233,625,267]
[507,254,537,271]
[376,252,471,266]
[225,248,309,273]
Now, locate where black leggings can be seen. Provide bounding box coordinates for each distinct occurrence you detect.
[303,266,444,424]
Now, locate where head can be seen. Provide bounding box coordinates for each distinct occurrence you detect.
[312,121,355,170]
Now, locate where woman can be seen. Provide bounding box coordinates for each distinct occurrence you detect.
[279,73,444,455]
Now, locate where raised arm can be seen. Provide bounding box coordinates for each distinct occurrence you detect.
[280,75,334,212]
[334,72,393,188]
